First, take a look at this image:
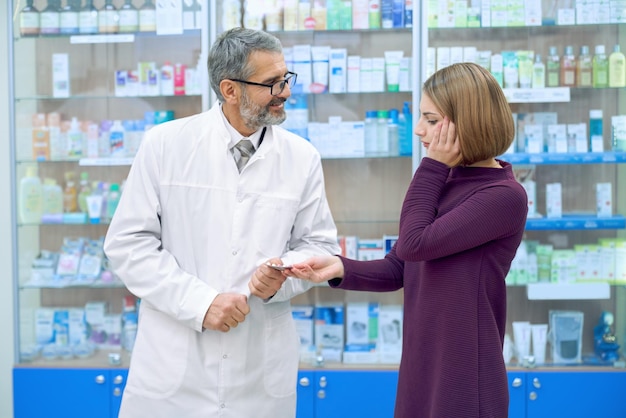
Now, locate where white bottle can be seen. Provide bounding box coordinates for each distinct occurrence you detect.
[19,166,43,224]
[66,117,83,160]
[160,62,175,95]
[109,120,126,158]
[364,110,378,156]
[532,54,546,89]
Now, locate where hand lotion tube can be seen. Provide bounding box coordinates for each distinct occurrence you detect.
[86,195,103,224]
[384,50,403,92]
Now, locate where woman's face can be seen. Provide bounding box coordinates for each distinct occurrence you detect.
[415,94,444,149]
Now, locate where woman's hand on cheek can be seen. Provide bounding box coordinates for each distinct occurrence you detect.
[427,117,462,168]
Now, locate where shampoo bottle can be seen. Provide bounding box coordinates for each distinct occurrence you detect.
[59,0,80,35]
[118,0,139,33]
[139,0,157,32]
[19,0,40,37]
[593,45,609,88]
[560,46,576,87]
[19,166,43,224]
[609,44,626,88]
[78,0,98,34]
[576,45,593,87]
[40,0,61,36]
[546,46,560,87]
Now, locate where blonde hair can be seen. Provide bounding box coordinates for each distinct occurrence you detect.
[422,62,515,165]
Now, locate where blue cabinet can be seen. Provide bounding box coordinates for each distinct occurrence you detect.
[508,371,527,418]
[13,368,127,418]
[297,369,398,418]
[525,371,626,418]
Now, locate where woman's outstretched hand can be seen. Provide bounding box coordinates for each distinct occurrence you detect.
[285,256,344,283]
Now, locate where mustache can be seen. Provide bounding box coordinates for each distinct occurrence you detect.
[268,98,286,106]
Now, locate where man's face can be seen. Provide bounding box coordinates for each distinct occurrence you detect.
[238,51,291,131]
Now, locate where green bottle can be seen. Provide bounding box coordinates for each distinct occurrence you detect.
[592,45,609,88]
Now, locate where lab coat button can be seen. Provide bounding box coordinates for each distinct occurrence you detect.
[223,354,228,359]
[220,404,226,409]
[232,251,237,256]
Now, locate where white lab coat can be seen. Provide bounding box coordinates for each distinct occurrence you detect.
[104,103,340,418]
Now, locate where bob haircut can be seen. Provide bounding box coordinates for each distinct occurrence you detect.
[207,27,283,103]
[422,62,515,166]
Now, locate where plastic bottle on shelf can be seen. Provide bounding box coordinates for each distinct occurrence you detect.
[106,183,121,222]
[98,0,119,34]
[546,46,560,87]
[19,166,43,224]
[109,120,126,158]
[575,45,592,87]
[139,0,157,32]
[388,109,400,157]
[77,172,92,214]
[364,110,379,156]
[19,0,40,37]
[118,0,139,33]
[592,45,609,88]
[531,54,545,89]
[66,117,84,160]
[160,62,175,95]
[560,45,576,87]
[589,109,604,152]
[63,172,78,213]
[398,102,413,156]
[377,110,389,156]
[78,0,98,34]
[608,44,626,88]
[41,178,63,217]
[40,0,61,36]
[368,0,381,29]
[60,0,80,35]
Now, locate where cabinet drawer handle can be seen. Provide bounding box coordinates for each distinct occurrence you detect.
[299,377,310,387]
[532,377,541,389]
[317,390,326,399]
[319,376,327,388]
[113,388,122,397]
[512,377,522,388]
[95,375,106,384]
[113,375,124,385]
[529,391,538,401]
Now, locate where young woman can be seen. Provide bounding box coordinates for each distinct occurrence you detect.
[285,62,528,418]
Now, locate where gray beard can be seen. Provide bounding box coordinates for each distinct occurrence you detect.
[240,90,287,131]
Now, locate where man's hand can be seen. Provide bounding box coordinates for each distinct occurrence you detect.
[248,258,288,300]
[203,293,250,332]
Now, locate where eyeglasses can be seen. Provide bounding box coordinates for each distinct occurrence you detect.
[228,72,298,96]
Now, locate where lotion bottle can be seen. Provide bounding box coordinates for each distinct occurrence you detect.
[19,166,43,224]
[609,44,626,88]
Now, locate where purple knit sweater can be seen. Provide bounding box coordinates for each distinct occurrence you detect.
[333,157,528,418]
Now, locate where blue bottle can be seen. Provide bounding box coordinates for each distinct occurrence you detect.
[398,102,413,156]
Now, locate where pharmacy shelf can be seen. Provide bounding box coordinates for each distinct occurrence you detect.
[525,215,626,230]
[526,282,611,300]
[500,152,626,165]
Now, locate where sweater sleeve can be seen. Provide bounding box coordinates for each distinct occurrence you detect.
[395,158,528,262]
[330,246,404,292]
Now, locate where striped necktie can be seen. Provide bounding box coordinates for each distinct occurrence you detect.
[233,139,255,172]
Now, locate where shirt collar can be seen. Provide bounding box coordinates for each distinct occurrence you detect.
[220,104,264,150]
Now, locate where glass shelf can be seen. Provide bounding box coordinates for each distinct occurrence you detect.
[525,214,626,230]
[500,152,626,164]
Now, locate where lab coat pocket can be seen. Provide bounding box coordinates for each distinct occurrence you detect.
[264,309,299,397]
[252,196,299,256]
[126,307,189,397]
